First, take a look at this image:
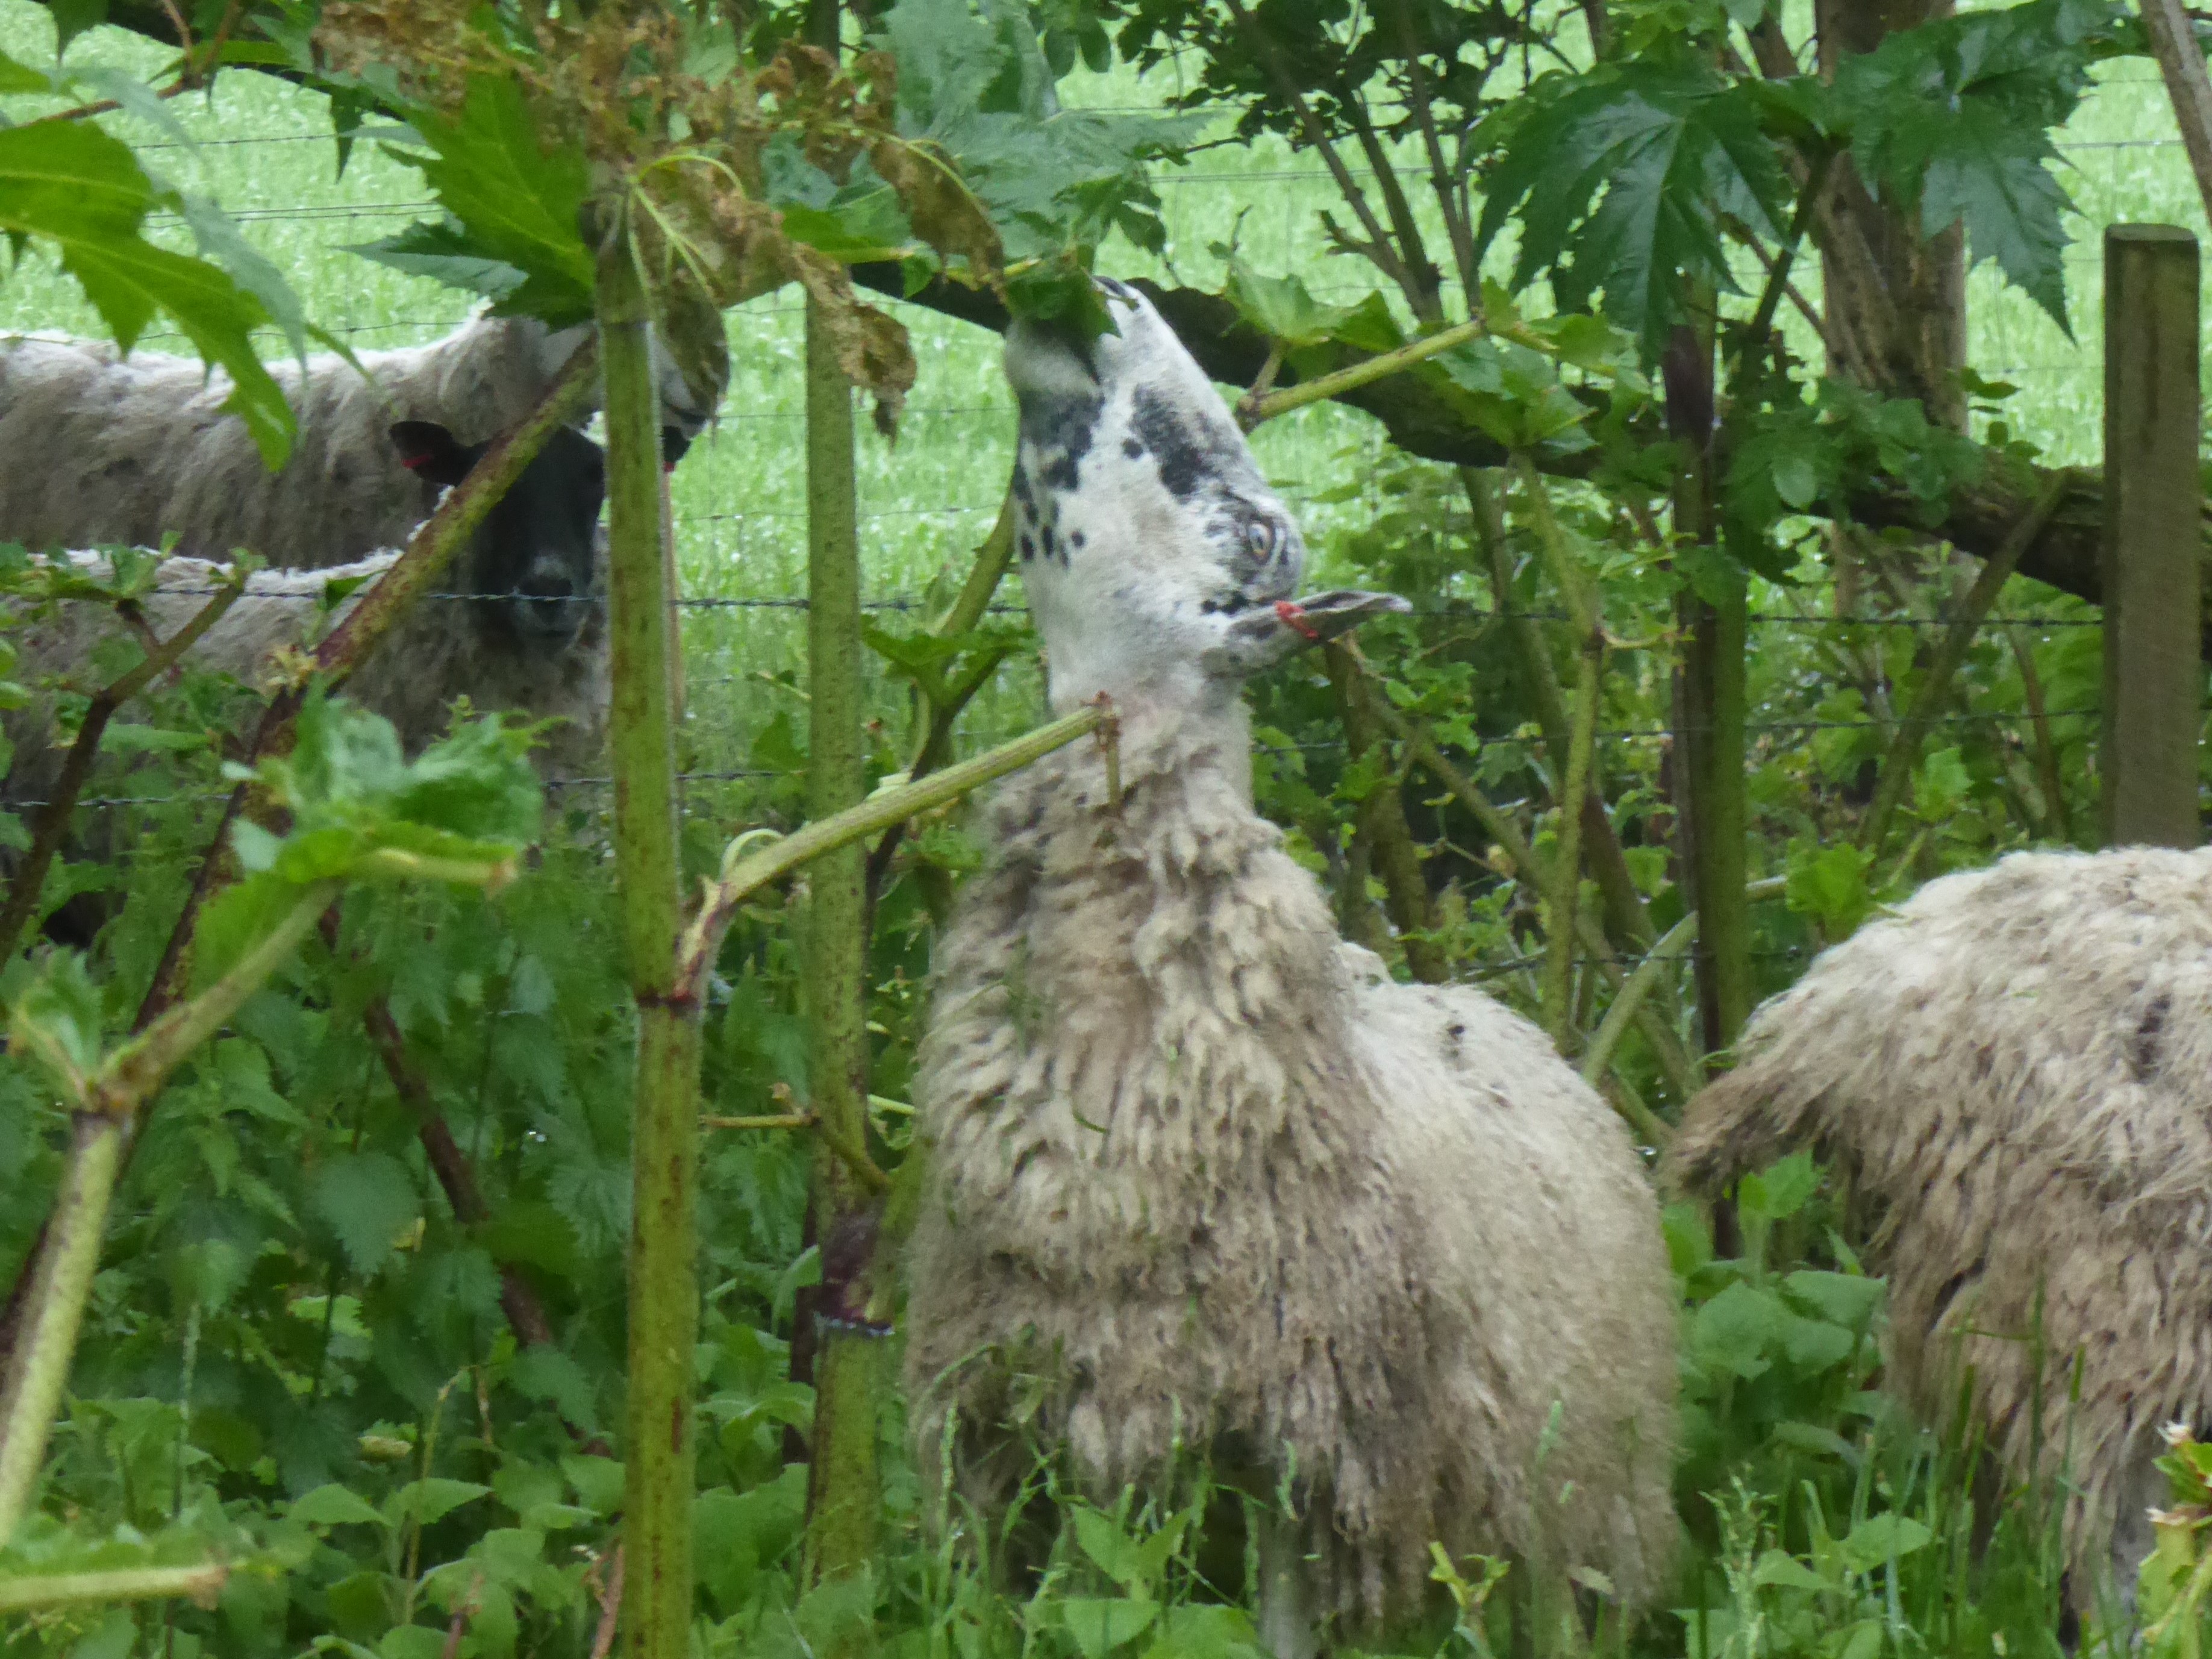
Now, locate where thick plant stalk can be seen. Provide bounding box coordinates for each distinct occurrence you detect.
[0,879,336,1543]
[0,1116,123,1542]
[1546,637,1604,1049]
[799,283,881,1587]
[1239,319,1481,429]
[1664,300,1752,1061]
[863,498,1020,912]
[598,234,699,1659]
[0,1563,227,1611]
[1322,642,1445,984]
[2140,0,2212,231]
[1858,473,2072,855]
[1679,580,1749,1058]
[0,569,246,965]
[677,705,1111,993]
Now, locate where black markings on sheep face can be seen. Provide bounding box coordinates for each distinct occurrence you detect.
[1019,391,1104,492]
[473,426,608,648]
[392,420,614,650]
[1128,384,1222,502]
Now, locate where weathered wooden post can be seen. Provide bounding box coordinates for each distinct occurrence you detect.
[2101,223,2204,848]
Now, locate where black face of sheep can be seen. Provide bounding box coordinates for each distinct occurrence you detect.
[387,421,692,649]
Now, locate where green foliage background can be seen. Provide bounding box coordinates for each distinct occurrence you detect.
[0,0,2208,1655]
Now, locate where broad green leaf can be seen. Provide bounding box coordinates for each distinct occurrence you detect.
[0,119,292,464]
[1835,0,2125,333]
[1782,1269,1885,1331]
[291,1484,392,1529]
[1737,1151,1820,1222]
[1838,1513,1932,1571]
[561,1453,625,1517]
[380,77,594,326]
[386,1478,492,1529]
[1690,1281,1782,1379]
[347,217,529,307]
[378,1625,446,1659]
[1751,1548,1830,1592]
[1140,1604,1260,1659]
[310,1151,420,1275]
[1055,1598,1159,1659]
[1072,1507,1151,1592]
[1473,58,1788,357]
[0,48,52,93]
[1784,841,1874,937]
[9,948,104,1103]
[1222,262,1355,348]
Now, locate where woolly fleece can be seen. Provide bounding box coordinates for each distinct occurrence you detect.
[1667,845,2212,1596]
[2,548,607,802]
[904,281,1678,1630]
[0,314,712,566]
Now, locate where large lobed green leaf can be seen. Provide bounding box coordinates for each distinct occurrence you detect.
[1473,52,1787,360]
[0,117,295,463]
[1836,0,2128,333]
[873,0,1202,329]
[355,75,595,327]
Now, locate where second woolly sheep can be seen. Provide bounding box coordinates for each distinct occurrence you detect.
[1667,843,2212,1611]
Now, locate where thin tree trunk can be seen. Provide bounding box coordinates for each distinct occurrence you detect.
[1664,310,1752,1061]
[600,231,701,1659]
[1816,0,1967,430]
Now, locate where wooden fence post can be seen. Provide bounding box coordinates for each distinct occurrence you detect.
[2102,224,2203,848]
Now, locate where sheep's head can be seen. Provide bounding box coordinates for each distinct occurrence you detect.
[1005,279,1405,714]
[391,420,610,649]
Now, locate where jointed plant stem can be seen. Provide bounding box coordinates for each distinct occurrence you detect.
[0,879,335,1543]
[678,705,1112,998]
[801,268,883,1590]
[1240,320,1481,429]
[0,1563,228,1612]
[599,225,699,1659]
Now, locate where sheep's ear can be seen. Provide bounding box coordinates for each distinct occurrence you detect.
[660,425,692,471]
[389,421,473,486]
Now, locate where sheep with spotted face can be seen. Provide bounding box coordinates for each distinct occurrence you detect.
[3,419,621,825]
[1666,845,2212,1614]
[904,281,1680,1655]
[0,311,716,566]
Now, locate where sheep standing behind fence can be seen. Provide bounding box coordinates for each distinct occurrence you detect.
[1667,844,2212,1613]
[3,421,615,813]
[903,281,1679,1656]
[0,311,718,566]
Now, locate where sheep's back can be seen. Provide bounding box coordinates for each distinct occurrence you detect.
[908,733,1678,1620]
[1351,964,1680,1605]
[1666,845,2212,1584]
[0,319,558,566]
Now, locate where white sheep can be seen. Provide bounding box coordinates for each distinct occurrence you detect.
[1666,844,2212,1613]
[902,281,1681,1654]
[4,420,613,807]
[0,311,717,566]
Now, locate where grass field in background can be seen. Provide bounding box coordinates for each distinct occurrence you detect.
[0,0,2193,789]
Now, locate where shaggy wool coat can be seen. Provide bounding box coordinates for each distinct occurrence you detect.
[1668,845,2212,1594]
[2,550,608,804]
[0,317,573,566]
[905,710,1681,1625]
